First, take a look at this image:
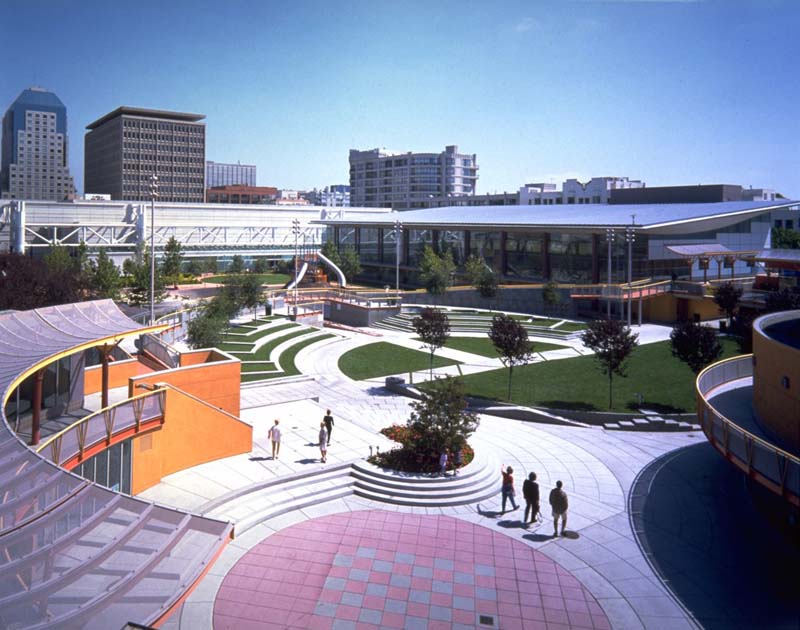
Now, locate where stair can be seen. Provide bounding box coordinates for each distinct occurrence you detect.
[603,416,702,432]
[350,451,500,507]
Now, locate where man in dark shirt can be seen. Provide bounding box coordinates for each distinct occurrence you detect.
[549,480,569,537]
[323,409,334,445]
[522,472,540,525]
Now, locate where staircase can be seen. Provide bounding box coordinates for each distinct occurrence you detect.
[603,416,701,432]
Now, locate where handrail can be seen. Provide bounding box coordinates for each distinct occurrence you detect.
[158,383,246,425]
[36,389,166,466]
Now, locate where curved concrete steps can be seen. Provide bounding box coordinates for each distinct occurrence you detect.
[351,451,500,507]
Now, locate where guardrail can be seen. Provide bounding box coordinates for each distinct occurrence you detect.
[282,287,403,308]
[696,355,799,506]
[140,333,180,369]
[36,389,165,467]
[570,280,672,300]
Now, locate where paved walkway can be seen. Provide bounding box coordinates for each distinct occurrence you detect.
[146,325,796,629]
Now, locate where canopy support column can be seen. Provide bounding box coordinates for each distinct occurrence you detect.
[30,368,44,446]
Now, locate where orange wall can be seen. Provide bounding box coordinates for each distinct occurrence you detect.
[84,358,152,396]
[753,327,800,451]
[644,294,720,323]
[130,387,252,494]
[129,357,241,417]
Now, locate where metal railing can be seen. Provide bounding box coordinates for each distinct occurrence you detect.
[696,355,799,506]
[281,287,403,309]
[570,279,672,300]
[36,389,165,467]
[139,333,180,369]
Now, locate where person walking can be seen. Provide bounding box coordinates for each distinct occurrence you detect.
[523,472,540,525]
[267,419,281,460]
[439,451,448,476]
[549,480,569,537]
[318,422,328,463]
[501,466,519,513]
[454,448,464,475]
[323,409,334,445]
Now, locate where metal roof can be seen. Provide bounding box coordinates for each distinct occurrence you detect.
[0,300,231,629]
[86,107,205,130]
[751,248,800,268]
[666,244,735,257]
[316,200,797,230]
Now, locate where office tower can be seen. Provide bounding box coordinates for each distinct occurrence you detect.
[84,107,205,202]
[349,145,478,210]
[1,87,76,201]
[206,161,256,188]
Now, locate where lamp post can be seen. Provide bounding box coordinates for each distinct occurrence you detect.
[605,228,614,319]
[625,215,636,327]
[394,219,402,296]
[292,218,300,317]
[149,174,158,326]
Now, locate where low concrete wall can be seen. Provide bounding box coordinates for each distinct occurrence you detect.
[325,300,400,327]
[403,286,577,317]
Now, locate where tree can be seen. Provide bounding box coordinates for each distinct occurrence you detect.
[88,249,122,300]
[542,281,561,316]
[765,287,800,313]
[418,245,456,295]
[581,319,639,409]
[464,255,499,300]
[670,320,723,374]
[125,248,166,307]
[338,246,362,282]
[413,308,451,378]
[185,259,203,277]
[771,226,800,249]
[161,236,183,287]
[186,310,227,349]
[235,274,264,320]
[488,314,535,401]
[0,253,82,310]
[713,282,743,327]
[320,240,343,267]
[229,255,245,274]
[254,257,269,273]
[205,257,219,274]
[44,244,76,274]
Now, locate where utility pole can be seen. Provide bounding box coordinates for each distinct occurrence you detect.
[395,219,402,296]
[626,214,636,327]
[149,174,158,326]
[605,228,614,319]
[292,218,300,317]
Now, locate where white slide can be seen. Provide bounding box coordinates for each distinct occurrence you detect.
[318,252,347,288]
[286,261,309,290]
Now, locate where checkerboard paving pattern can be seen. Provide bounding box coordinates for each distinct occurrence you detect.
[213,511,611,630]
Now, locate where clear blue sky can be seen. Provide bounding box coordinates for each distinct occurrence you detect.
[2,0,798,198]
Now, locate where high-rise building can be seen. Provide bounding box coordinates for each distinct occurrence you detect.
[206,161,256,188]
[1,87,75,201]
[349,145,478,210]
[84,107,205,202]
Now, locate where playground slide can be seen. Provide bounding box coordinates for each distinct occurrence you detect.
[317,252,347,288]
[286,261,309,290]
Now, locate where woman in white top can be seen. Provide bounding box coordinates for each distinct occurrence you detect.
[319,422,328,463]
[268,419,281,460]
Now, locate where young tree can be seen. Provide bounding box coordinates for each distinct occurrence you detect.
[407,377,479,466]
[161,236,183,287]
[229,254,245,274]
[488,314,535,401]
[413,308,451,378]
[44,244,75,274]
[581,319,639,409]
[205,257,219,274]
[125,248,166,307]
[713,282,743,328]
[185,258,203,277]
[339,245,362,282]
[236,274,264,320]
[88,249,122,300]
[254,257,269,273]
[320,240,343,267]
[669,320,723,374]
[542,281,561,316]
[186,311,227,349]
[765,287,800,313]
[419,245,456,295]
[464,255,499,301]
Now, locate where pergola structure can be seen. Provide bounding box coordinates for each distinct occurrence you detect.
[664,244,758,283]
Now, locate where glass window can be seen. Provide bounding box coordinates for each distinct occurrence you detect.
[469,231,502,271]
[548,232,594,283]
[408,229,432,265]
[436,230,466,265]
[359,227,380,263]
[505,232,544,280]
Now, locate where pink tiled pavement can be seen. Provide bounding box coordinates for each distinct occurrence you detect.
[213,511,611,630]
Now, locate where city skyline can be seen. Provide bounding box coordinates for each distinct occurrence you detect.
[1,0,798,198]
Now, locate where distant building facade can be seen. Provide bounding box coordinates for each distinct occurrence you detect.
[206,185,278,204]
[305,185,350,207]
[610,184,744,205]
[520,177,644,206]
[349,145,478,210]
[84,107,206,202]
[205,161,256,188]
[275,189,310,205]
[1,87,75,201]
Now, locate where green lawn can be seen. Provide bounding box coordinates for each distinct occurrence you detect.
[205,273,291,285]
[338,342,461,380]
[241,362,277,373]
[555,322,588,332]
[450,338,740,413]
[242,334,336,382]
[229,328,317,361]
[222,321,295,343]
[413,336,569,359]
[218,322,299,352]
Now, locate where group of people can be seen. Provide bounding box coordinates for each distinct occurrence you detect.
[438,448,464,476]
[266,409,336,464]
[501,466,570,537]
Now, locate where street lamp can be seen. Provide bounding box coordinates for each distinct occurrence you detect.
[605,228,615,319]
[625,215,636,327]
[394,219,402,295]
[149,174,158,326]
[292,218,300,317]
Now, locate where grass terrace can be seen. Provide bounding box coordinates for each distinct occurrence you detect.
[414,336,570,359]
[205,273,291,285]
[338,342,460,380]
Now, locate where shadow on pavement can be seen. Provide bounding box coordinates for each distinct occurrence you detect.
[631,442,800,629]
[522,533,554,543]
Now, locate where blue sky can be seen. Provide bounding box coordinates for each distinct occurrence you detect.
[2,0,798,197]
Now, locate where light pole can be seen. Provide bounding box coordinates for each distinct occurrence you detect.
[626,214,636,327]
[149,174,158,326]
[292,218,300,317]
[605,228,614,319]
[394,219,402,296]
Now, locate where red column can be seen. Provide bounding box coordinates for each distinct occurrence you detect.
[30,369,44,446]
[101,345,111,409]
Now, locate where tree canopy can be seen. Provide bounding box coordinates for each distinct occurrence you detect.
[713,282,743,326]
[581,319,639,409]
[413,308,451,378]
[464,255,499,300]
[669,320,722,374]
[418,245,456,295]
[488,313,534,400]
[161,236,183,287]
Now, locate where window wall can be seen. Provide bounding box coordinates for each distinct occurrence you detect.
[359,227,380,263]
[74,439,132,494]
[436,230,466,265]
[469,231,502,271]
[505,232,544,280]
[4,356,73,430]
[408,229,433,265]
[548,233,594,283]
[381,227,401,264]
